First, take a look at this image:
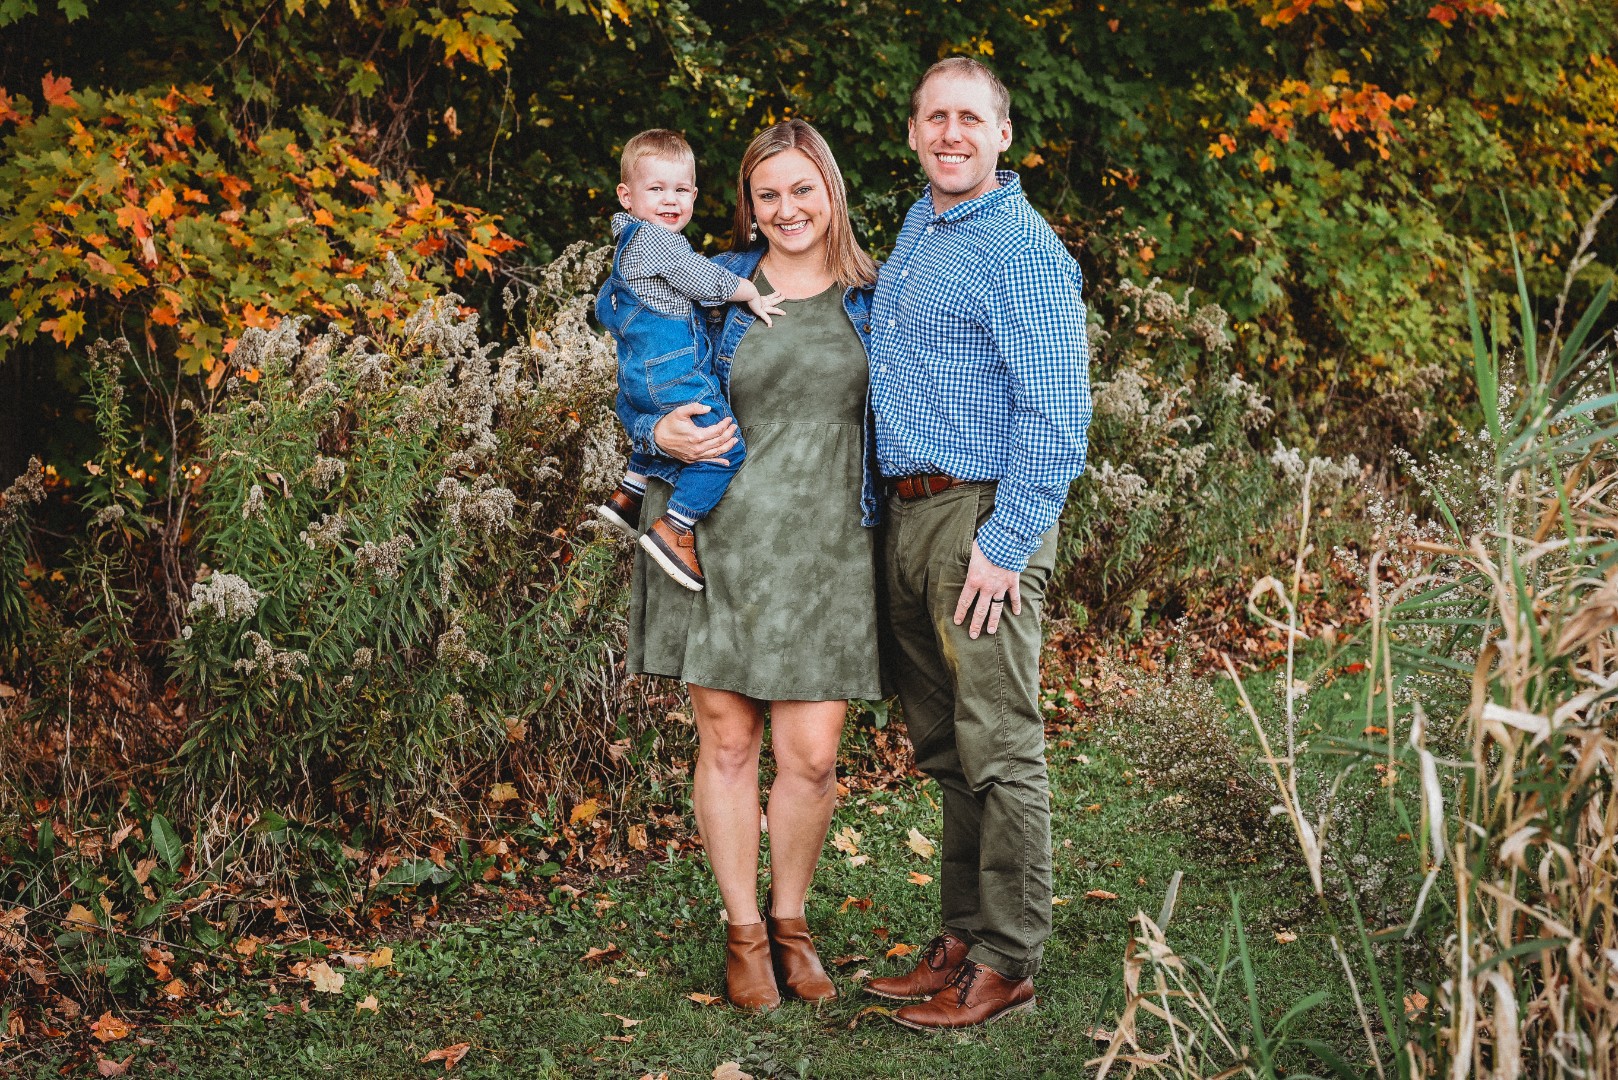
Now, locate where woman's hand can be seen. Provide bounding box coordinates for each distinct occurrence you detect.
[653,403,740,465]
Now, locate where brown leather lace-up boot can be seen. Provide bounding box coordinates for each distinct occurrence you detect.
[892,960,1035,1030]
[863,931,971,1001]
[724,921,781,1012]
[766,903,836,1003]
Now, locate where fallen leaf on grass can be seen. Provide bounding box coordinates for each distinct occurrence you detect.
[89,1013,131,1042]
[847,854,869,868]
[713,1063,753,1080]
[905,829,936,859]
[830,954,869,967]
[1084,1026,1115,1043]
[686,992,723,1007]
[570,799,601,825]
[1084,890,1120,901]
[581,943,623,965]
[627,824,649,851]
[1052,896,1071,906]
[421,1042,471,1070]
[1084,803,1102,813]
[161,979,187,999]
[603,1034,634,1043]
[1405,991,1429,1019]
[306,960,345,994]
[604,1013,643,1029]
[356,995,380,1013]
[831,826,861,856]
[838,896,872,914]
[906,872,933,886]
[95,1056,132,1077]
[885,943,915,959]
[64,903,99,932]
[1275,931,1298,944]
[847,1005,892,1030]
[368,946,393,969]
[487,782,519,804]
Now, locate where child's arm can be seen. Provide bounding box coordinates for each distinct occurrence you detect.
[729,278,786,327]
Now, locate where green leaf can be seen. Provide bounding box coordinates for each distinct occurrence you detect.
[150,813,184,870]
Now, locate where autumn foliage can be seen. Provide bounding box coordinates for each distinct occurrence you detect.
[0,77,515,381]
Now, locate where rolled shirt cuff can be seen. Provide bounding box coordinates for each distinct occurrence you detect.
[975,517,1035,574]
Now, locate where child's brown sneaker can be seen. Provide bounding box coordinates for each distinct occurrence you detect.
[596,484,643,538]
[639,516,704,591]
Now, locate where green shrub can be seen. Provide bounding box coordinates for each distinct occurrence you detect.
[166,243,655,814]
[1055,277,1365,630]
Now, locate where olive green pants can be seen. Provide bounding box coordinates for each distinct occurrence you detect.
[879,483,1056,980]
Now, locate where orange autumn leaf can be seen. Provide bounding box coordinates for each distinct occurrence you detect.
[421,1043,470,1070]
[906,871,934,886]
[885,942,915,959]
[88,1012,132,1042]
[41,73,76,109]
[1085,889,1120,901]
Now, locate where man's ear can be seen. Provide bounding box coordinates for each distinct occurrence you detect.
[616,183,633,211]
[998,119,1013,154]
[907,116,918,153]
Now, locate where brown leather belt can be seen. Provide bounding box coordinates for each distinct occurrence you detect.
[889,473,968,500]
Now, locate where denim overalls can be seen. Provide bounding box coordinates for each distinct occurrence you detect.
[597,218,745,523]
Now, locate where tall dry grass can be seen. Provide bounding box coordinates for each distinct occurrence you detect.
[1093,203,1618,1077]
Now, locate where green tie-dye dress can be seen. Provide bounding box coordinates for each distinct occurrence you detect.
[628,276,882,701]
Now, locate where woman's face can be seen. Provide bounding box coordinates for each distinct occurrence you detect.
[747,148,832,259]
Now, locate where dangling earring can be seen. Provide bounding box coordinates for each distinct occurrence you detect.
[749,221,758,244]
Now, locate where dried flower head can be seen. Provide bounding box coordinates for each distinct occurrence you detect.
[353,533,416,581]
[188,572,264,621]
[0,457,48,531]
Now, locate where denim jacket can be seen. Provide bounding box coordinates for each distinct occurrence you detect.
[619,243,882,527]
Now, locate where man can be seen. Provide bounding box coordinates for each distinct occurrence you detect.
[863,57,1091,1030]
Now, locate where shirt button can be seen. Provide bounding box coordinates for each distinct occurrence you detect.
[925,225,934,234]
[900,268,909,277]
[889,319,897,328]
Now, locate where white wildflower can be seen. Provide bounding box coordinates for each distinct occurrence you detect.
[305,456,348,490]
[353,533,416,581]
[188,572,264,621]
[299,512,346,551]
[241,484,267,521]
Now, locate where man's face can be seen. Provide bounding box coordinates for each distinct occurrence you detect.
[908,74,1012,212]
[616,155,698,231]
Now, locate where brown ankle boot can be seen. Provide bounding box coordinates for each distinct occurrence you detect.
[864,931,972,1001]
[724,921,781,1012]
[766,905,836,1002]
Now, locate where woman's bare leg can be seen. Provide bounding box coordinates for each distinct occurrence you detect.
[690,684,767,925]
[764,700,847,919]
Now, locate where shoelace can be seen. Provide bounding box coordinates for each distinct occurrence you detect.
[945,959,979,1007]
[921,935,954,971]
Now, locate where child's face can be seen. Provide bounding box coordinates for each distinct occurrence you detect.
[617,156,697,231]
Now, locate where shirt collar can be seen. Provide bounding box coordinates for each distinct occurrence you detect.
[922,170,1022,225]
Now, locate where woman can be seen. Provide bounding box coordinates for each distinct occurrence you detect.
[627,119,882,1010]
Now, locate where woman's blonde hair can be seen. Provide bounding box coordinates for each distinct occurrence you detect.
[731,120,877,288]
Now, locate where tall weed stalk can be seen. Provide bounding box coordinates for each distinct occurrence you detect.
[1095,203,1618,1076]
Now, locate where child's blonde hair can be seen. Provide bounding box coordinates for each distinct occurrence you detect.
[620,128,696,185]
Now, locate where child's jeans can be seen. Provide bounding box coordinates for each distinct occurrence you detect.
[597,244,744,523]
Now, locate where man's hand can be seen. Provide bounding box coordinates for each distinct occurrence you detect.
[652,403,739,465]
[953,541,1022,639]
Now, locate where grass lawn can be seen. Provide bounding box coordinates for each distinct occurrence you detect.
[24,663,1391,1079]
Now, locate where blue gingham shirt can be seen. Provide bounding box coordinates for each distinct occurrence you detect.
[869,171,1092,572]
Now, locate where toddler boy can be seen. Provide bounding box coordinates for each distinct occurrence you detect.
[594,128,781,592]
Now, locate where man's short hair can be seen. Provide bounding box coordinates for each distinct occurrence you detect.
[909,57,1011,124]
[620,128,696,185]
